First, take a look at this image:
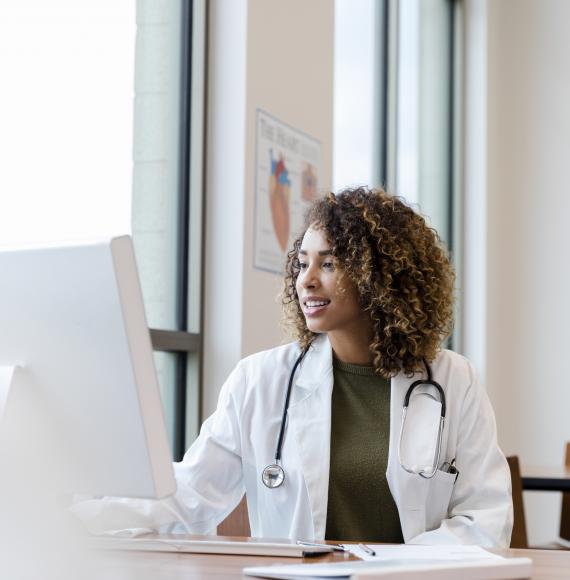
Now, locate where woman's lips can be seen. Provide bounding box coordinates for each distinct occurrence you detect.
[302,299,330,317]
[304,304,328,317]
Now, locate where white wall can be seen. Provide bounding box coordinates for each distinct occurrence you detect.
[465,0,570,544]
[203,0,334,417]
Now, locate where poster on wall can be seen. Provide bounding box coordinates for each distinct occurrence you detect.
[254,109,323,274]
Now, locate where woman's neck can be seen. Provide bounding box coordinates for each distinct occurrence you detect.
[328,319,374,365]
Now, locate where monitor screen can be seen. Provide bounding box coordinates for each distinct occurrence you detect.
[0,236,176,499]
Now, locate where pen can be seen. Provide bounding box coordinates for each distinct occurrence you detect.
[441,458,460,483]
[296,540,347,552]
[358,543,376,556]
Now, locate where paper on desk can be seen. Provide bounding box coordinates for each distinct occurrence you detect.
[101,527,154,538]
[243,556,532,580]
[340,544,502,562]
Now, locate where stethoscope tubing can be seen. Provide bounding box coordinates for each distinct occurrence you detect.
[398,359,446,479]
[263,348,446,487]
[402,359,446,418]
[274,346,310,464]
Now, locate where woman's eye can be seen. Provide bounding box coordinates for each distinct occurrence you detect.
[298,262,308,270]
[322,261,335,271]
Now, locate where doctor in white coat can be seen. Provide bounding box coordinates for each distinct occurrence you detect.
[77,187,513,547]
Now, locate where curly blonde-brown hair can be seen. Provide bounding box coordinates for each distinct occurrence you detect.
[282,187,455,378]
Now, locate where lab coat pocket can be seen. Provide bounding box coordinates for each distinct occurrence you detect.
[425,469,456,529]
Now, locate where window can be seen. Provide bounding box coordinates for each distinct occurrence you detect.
[388,0,463,348]
[333,0,387,190]
[132,0,207,460]
[335,0,462,348]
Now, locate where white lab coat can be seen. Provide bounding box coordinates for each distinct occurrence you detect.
[76,334,513,547]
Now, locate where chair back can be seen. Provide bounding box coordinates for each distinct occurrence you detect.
[560,443,570,541]
[507,455,529,549]
[217,496,251,537]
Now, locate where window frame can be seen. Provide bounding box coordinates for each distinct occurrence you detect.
[143,0,207,462]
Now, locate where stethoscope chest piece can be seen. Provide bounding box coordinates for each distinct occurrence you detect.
[262,463,285,488]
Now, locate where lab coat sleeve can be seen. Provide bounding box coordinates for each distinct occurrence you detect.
[408,366,513,547]
[71,362,247,536]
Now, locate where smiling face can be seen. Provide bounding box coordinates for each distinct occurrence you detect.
[295,227,369,337]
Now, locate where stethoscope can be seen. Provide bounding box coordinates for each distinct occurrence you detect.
[261,347,446,489]
[396,360,446,479]
[261,346,310,489]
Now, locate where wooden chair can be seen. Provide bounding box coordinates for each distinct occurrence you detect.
[559,442,570,543]
[507,455,529,548]
[217,496,251,537]
[538,442,570,549]
[509,444,570,550]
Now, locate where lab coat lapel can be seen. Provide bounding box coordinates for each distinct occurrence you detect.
[287,335,333,540]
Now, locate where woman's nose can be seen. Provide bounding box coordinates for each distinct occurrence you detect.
[301,266,320,289]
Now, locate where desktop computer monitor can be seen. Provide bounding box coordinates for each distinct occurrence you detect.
[0,236,176,499]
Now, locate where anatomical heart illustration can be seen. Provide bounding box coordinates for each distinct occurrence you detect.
[254,110,322,273]
[301,162,318,202]
[268,149,291,252]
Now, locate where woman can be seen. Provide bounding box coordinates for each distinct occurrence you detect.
[77,187,512,546]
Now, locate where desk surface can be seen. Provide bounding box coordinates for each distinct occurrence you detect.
[89,537,570,580]
[522,464,570,491]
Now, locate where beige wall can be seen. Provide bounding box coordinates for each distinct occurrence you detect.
[203,0,334,417]
[483,0,570,543]
[242,0,334,356]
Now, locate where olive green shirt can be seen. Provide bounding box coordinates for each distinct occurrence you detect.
[325,357,404,543]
